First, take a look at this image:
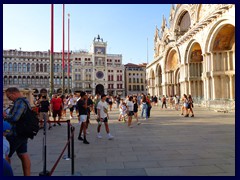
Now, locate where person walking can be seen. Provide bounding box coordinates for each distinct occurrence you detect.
[133,98,141,125]
[39,95,52,130]
[76,92,89,144]
[141,94,148,120]
[161,95,167,109]
[96,94,114,140]
[187,94,195,117]
[126,96,134,127]
[3,87,31,176]
[50,94,62,126]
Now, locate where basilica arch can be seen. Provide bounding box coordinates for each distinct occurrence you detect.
[185,41,204,98]
[204,22,235,100]
[163,47,181,96]
[156,64,163,96]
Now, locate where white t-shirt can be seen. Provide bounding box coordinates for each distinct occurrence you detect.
[127,101,134,111]
[97,100,108,119]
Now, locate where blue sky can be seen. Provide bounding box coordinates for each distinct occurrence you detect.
[3,4,172,65]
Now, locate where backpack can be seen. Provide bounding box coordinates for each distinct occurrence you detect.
[16,99,39,139]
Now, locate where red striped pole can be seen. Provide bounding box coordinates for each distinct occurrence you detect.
[50,4,54,97]
[62,4,65,94]
[67,13,70,93]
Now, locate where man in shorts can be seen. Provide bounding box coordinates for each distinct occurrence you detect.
[50,94,62,126]
[76,91,89,144]
[97,94,114,140]
[3,87,31,176]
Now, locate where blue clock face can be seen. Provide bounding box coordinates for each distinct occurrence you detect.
[96,71,104,79]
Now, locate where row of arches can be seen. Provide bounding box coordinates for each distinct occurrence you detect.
[149,9,235,101]
[3,76,72,86]
[3,62,72,73]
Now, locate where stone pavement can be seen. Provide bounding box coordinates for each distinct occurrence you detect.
[10,105,235,176]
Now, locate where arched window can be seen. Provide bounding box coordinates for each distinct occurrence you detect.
[40,64,43,72]
[27,63,31,72]
[13,63,17,72]
[18,63,22,72]
[22,76,26,84]
[4,76,8,85]
[9,63,13,72]
[36,64,39,72]
[4,62,8,72]
[64,64,67,73]
[27,77,31,84]
[13,76,18,84]
[22,63,27,72]
[9,76,13,84]
[44,64,47,72]
[31,64,35,72]
[57,64,60,73]
[54,64,57,73]
[35,77,39,85]
[18,77,22,85]
[31,77,35,85]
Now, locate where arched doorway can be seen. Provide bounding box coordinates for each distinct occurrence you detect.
[165,49,179,96]
[188,42,203,98]
[40,88,48,96]
[210,24,235,99]
[95,84,104,95]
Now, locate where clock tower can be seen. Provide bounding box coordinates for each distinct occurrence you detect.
[91,35,108,94]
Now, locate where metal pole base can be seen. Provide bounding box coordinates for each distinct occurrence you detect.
[62,154,71,160]
[39,170,50,176]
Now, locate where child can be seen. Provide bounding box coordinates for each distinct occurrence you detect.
[120,102,128,122]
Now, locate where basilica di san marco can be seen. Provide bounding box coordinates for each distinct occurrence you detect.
[146,4,235,111]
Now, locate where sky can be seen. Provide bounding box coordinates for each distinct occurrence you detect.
[3,4,172,65]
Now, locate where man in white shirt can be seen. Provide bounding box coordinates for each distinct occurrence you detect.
[97,94,114,140]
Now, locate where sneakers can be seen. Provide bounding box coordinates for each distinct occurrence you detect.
[107,134,114,140]
[57,122,61,126]
[137,122,141,125]
[83,139,89,144]
[48,126,52,130]
[78,136,83,141]
[97,133,102,139]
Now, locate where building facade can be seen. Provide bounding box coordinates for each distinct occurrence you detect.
[71,35,125,96]
[124,63,147,96]
[146,4,235,105]
[3,35,125,97]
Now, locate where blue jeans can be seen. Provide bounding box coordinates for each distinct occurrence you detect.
[141,103,148,119]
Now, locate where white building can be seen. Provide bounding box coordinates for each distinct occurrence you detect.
[3,35,125,96]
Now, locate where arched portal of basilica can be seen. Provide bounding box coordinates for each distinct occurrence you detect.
[146,4,235,109]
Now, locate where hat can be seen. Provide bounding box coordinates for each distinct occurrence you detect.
[101,94,106,99]
[3,121,11,133]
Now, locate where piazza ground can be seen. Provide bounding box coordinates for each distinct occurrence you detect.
[10,105,235,176]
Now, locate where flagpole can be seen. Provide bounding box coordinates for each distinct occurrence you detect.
[62,4,65,94]
[67,13,70,94]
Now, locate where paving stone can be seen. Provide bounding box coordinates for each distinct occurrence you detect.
[9,106,235,176]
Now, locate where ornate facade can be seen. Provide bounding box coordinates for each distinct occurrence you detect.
[3,35,125,97]
[146,4,235,104]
